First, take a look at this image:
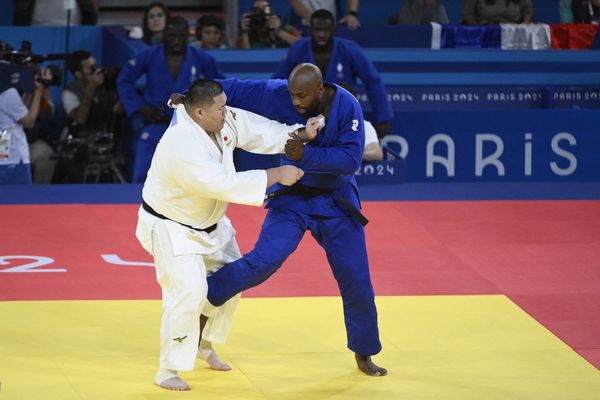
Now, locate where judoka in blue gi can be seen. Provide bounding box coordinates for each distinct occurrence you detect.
[117,16,225,182]
[272,8,393,138]
[210,64,387,376]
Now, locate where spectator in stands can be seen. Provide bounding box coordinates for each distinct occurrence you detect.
[461,0,533,25]
[13,0,98,26]
[290,0,360,34]
[239,1,301,48]
[273,9,393,138]
[0,68,51,184]
[191,14,227,49]
[572,0,600,23]
[388,0,449,25]
[142,2,170,46]
[117,16,225,183]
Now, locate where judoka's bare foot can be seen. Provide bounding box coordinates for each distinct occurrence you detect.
[156,376,190,391]
[154,370,190,391]
[202,348,232,371]
[198,339,231,371]
[355,354,387,376]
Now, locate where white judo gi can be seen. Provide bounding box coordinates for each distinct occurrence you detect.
[136,103,302,371]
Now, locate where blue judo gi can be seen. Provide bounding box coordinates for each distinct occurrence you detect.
[117,45,224,182]
[209,78,382,356]
[272,37,393,125]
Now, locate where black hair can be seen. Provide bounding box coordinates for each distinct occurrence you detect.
[142,2,170,45]
[310,9,335,25]
[166,15,189,33]
[195,14,225,39]
[67,50,92,74]
[170,79,224,111]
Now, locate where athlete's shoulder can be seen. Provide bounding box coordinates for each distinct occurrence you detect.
[290,37,311,50]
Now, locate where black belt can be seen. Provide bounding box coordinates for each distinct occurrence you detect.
[267,184,369,226]
[142,200,217,233]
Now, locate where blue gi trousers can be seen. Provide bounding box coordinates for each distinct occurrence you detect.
[132,122,168,183]
[207,207,382,356]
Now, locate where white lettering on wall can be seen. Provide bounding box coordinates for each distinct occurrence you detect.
[381,135,409,160]
[524,133,532,176]
[476,134,505,176]
[426,134,455,177]
[550,133,577,176]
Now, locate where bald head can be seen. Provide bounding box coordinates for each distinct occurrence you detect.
[289,63,322,87]
[288,63,326,117]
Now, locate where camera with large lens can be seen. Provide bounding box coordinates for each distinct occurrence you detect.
[53,131,125,183]
[0,40,65,93]
[248,2,273,32]
[89,64,120,89]
[248,10,266,31]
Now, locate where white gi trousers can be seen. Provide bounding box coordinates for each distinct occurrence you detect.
[151,219,241,371]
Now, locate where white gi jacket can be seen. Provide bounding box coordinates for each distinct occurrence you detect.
[136,103,302,257]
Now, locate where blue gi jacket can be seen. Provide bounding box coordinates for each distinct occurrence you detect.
[219,78,364,218]
[117,45,225,119]
[272,37,393,125]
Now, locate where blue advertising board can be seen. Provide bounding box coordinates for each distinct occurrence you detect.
[380,110,600,182]
[357,86,600,113]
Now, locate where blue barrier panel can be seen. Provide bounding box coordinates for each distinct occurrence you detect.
[356,86,600,112]
[382,109,600,182]
[102,26,148,68]
[0,26,102,62]
[205,49,600,86]
[334,25,433,48]
[3,181,599,204]
[0,0,12,25]
[356,160,406,185]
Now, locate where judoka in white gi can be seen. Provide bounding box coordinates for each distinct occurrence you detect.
[136,79,320,390]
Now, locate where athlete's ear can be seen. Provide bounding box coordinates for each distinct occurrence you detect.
[194,106,205,120]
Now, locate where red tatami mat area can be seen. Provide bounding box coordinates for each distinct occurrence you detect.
[1,201,599,368]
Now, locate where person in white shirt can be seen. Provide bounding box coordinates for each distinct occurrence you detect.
[137,79,320,391]
[0,69,51,184]
[362,120,384,161]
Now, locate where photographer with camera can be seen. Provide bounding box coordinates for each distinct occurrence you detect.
[57,50,125,183]
[0,68,51,184]
[63,51,105,133]
[21,79,58,184]
[239,1,301,49]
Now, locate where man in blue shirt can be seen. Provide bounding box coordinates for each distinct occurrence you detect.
[210,64,387,377]
[117,16,224,182]
[273,9,393,138]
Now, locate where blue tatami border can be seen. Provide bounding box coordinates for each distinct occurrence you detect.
[1,182,600,205]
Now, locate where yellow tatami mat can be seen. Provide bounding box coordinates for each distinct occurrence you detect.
[1,296,599,399]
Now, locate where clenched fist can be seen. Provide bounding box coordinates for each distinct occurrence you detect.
[285,132,304,161]
[266,165,304,187]
[294,114,325,143]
